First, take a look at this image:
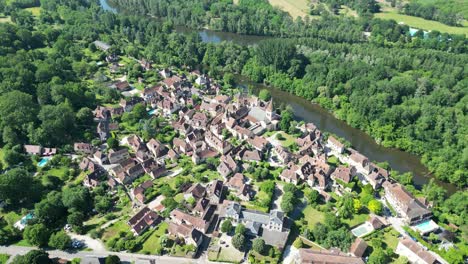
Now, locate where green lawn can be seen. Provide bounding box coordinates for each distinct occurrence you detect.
[382,227,400,250]
[343,213,369,228]
[375,11,468,35]
[277,132,297,148]
[24,7,41,16]
[302,206,325,228]
[47,167,69,180]
[268,0,309,18]
[139,222,168,254]
[14,239,32,247]
[216,245,244,263]
[0,254,10,264]
[101,220,129,242]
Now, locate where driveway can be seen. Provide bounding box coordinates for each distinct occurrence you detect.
[69,233,106,252]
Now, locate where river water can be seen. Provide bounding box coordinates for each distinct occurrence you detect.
[99,0,455,192]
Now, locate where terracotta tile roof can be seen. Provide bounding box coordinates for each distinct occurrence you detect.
[349,238,368,257]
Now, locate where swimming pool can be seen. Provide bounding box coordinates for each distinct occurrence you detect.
[351,222,374,237]
[148,109,157,115]
[413,220,439,234]
[38,157,51,167]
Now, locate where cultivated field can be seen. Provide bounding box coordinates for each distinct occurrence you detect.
[375,11,468,36]
[268,0,310,18]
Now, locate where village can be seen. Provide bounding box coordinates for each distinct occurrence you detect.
[19,40,451,264]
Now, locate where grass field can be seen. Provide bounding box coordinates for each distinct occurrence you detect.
[268,0,309,18]
[24,7,41,16]
[139,222,168,254]
[302,205,325,228]
[375,10,468,35]
[0,16,11,23]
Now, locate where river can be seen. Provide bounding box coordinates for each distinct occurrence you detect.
[99,0,456,192]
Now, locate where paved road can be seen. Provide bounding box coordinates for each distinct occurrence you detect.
[0,245,212,264]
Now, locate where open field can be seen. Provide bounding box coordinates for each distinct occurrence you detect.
[375,10,468,35]
[25,7,41,16]
[268,0,309,18]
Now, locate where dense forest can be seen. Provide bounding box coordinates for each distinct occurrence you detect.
[402,1,464,27]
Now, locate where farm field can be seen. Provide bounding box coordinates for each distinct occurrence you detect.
[268,0,309,18]
[375,10,468,35]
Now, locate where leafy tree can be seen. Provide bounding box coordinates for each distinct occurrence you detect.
[221,219,233,233]
[259,89,271,101]
[279,106,294,132]
[12,250,52,264]
[62,186,92,212]
[48,231,72,250]
[353,199,362,213]
[368,247,389,264]
[105,255,121,264]
[307,189,320,205]
[67,211,85,233]
[281,192,296,215]
[24,223,51,247]
[34,191,66,226]
[232,233,245,251]
[0,168,39,205]
[107,137,119,149]
[94,196,113,214]
[0,89,38,140]
[368,200,383,215]
[252,238,266,254]
[235,224,246,235]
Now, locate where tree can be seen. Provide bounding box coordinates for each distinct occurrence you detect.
[281,192,296,215]
[259,89,271,101]
[252,238,266,254]
[24,223,51,247]
[12,250,52,264]
[62,186,92,212]
[368,248,389,264]
[231,233,245,251]
[34,191,66,226]
[107,137,119,149]
[279,106,294,131]
[105,255,121,264]
[235,224,246,235]
[0,168,39,205]
[307,189,320,205]
[368,200,383,215]
[221,219,233,233]
[67,211,85,233]
[48,231,72,250]
[94,196,113,214]
[353,199,362,213]
[0,91,38,139]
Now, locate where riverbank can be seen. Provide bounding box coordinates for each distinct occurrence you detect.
[235,75,457,193]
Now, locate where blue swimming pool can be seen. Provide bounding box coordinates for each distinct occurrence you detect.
[38,157,51,167]
[148,109,157,115]
[414,220,439,234]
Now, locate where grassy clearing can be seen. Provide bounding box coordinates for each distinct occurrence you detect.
[302,205,325,228]
[139,222,168,254]
[24,7,41,16]
[375,11,468,35]
[0,16,11,23]
[277,132,297,148]
[268,0,309,18]
[101,220,129,242]
[0,254,9,264]
[343,213,369,228]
